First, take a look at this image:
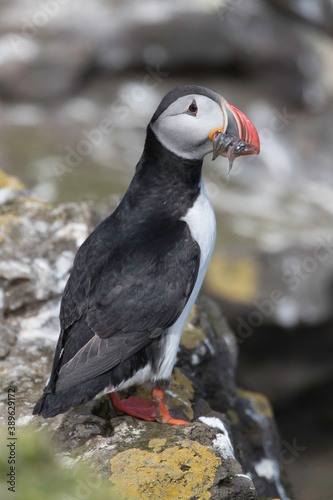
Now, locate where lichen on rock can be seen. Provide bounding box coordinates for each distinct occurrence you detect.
[109,439,221,500]
[0,175,292,500]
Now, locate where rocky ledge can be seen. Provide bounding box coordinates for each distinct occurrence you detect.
[0,172,292,500]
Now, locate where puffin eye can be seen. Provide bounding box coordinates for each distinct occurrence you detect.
[186,99,198,116]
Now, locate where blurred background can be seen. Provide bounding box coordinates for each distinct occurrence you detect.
[1,0,333,498]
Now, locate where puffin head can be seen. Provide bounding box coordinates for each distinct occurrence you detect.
[150,85,260,173]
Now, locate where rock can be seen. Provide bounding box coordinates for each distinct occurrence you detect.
[265,0,333,37]
[0,176,292,499]
[109,437,223,500]
[0,317,17,359]
[0,0,325,105]
[204,246,333,330]
[0,181,118,320]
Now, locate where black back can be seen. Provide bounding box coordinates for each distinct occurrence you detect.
[33,126,204,416]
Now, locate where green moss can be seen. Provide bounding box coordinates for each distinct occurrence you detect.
[0,426,113,500]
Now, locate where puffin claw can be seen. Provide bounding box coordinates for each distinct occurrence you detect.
[109,390,190,425]
[151,387,189,425]
[162,416,189,425]
[109,392,156,421]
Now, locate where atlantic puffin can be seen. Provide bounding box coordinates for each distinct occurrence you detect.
[33,85,259,424]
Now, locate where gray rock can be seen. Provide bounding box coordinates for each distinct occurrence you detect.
[265,0,333,37]
[0,316,17,359]
[204,244,333,332]
[0,0,324,104]
[0,178,292,499]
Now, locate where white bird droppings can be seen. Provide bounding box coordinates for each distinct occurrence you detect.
[254,457,276,481]
[199,416,235,459]
[254,457,291,500]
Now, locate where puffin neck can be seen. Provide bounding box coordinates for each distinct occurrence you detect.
[122,125,203,220]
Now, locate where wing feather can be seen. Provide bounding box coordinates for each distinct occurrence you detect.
[52,218,200,391]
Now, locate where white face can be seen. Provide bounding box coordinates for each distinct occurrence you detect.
[150,94,224,160]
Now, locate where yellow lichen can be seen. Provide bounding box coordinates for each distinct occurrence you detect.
[0,213,16,227]
[171,368,194,399]
[167,368,194,421]
[187,305,197,324]
[180,323,206,350]
[109,440,221,499]
[23,196,49,208]
[237,388,274,418]
[180,304,205,350]
[204,255,260,304]
[148,438,167,452]
[0,170,24,190]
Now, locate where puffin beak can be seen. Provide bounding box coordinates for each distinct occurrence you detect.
[209,97,260,175]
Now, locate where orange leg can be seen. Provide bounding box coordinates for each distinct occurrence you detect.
[151,388,188,425]
[109,388,188,425]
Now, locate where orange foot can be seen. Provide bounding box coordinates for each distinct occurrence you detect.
[109,388,188,425]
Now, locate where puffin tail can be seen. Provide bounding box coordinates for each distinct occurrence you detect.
[32,392,47,416]
[32,373,111,418]
[32,390,69,418]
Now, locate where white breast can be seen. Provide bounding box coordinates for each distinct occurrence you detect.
[182,177,217,274]
[153,177,216,381]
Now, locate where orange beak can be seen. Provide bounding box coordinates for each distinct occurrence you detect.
[209,97,260,174]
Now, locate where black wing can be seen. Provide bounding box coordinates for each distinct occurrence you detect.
[52,218,200,391]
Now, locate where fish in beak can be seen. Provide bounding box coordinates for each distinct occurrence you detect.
[209,97,260,176]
